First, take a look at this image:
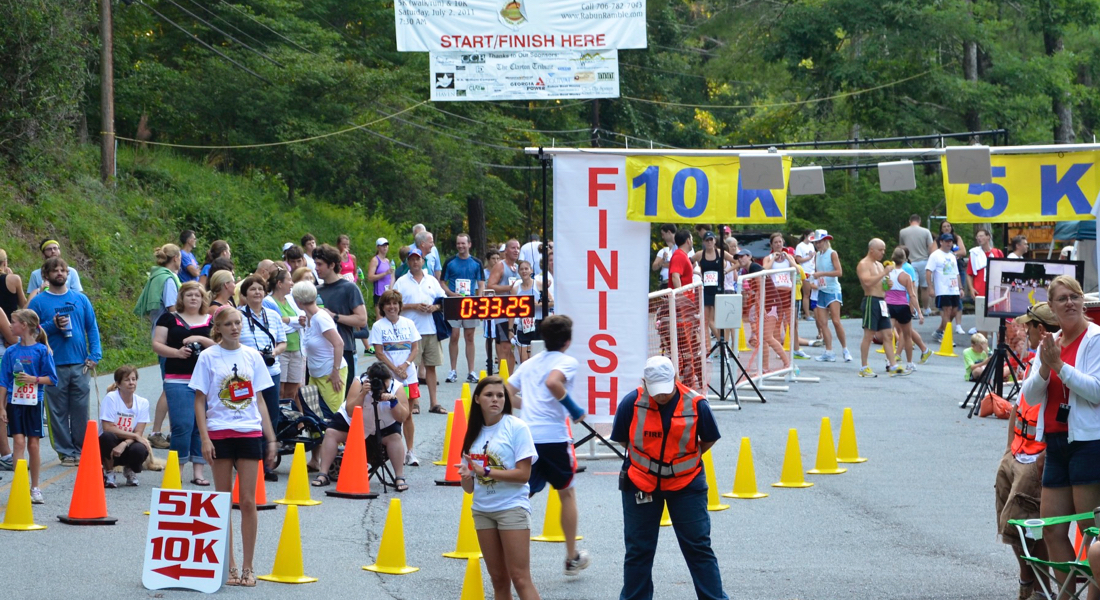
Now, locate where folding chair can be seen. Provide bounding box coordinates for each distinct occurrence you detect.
[1009,513,1097,600]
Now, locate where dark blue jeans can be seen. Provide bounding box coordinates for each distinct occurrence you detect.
[620,486,728,600]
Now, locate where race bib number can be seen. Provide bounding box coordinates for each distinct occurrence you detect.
[12,382,37,406]
[948,277,959,292]
[520,317,536,333]
[456,279,472,296]
[703,271,718,287]
[878,300,889,316]
[116,415,135,432]
[816,277,826,289]
[774,273,792,288]
[341,273,356,283]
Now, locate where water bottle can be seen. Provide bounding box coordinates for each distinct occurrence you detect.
[56,305,74,339]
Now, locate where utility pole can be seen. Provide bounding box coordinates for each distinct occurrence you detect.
[590,100,600,147]
[99,0,115,184]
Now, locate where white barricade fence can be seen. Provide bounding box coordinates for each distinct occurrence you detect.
[647,282,708,394]
[736,266,819,392]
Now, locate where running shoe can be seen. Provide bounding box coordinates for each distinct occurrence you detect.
[904,364,917,376]
[842,348,853,362]
[365,346,375,356]
[564,550,591,577]
[104,472,118,489]
[30,487,44,504]
[124,467,139,486]
[967,327,978,335]
[858,366,877,378]
[955,324,965,334]
[923,308,932,316]
[405,451,420,467]
[60,455,79,467]
[0,455,12,471]
[810,338,824,347]
[467,372,480,384]
[445,370,459,383]
[920,349,933,364]
[148,432,170,449]
[932,331,943,343]
[814,351,836,362]
[888,365,910,377]
[793,350,811,360]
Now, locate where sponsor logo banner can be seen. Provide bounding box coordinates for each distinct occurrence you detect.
[430,50,618,101]
[396,0,646,52]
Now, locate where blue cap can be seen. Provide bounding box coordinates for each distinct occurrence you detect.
[407,247,423,258]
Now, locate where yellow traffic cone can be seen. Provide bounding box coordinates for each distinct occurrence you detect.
[807,417,847,475]
[443,492,482,559]
[498,359,510,384]
[782,329,790,352]
[461,382,472,415]
[532,489,583,542]
[722,438,768,499]
[837,408,868,463]
[479,369,488,381]
[145,450,182,515]
[738,327,750,352]
[257,505,317,584]
[876,330,896,354]
[935,321,958,357]
[660,503,672,527]
[363,498,419,574]
[772,429,814,488]
[433,412,455,466]
[459,556,486,600]
[0,459,46,531]
[275,442,322,506]
[702,450,729,511]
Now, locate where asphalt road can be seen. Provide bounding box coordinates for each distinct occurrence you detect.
[0,317,1017,599]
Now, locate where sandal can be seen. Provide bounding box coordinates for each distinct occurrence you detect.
[395,477,409,492]
[410,402,420,415]
[428,404,448,415]
[240,567,256,587]
[311,473,331,487]
[190,477,210,487]
[226,567,241,586]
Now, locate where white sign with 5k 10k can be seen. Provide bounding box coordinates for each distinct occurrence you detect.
[143,489,231,593]
[430,49,619,101]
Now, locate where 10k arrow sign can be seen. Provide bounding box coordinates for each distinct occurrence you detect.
[143,489,231,593]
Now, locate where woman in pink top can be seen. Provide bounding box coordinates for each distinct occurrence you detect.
[337,234,357,283]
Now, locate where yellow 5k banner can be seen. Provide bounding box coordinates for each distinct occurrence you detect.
[942,151,1099,223]
[625,156,791,224]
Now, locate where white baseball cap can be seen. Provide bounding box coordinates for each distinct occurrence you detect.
[643,356,676,396]
[376,238,389,246]
[282,242,294,252]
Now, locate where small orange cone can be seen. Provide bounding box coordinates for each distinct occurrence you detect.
[362,498,419,574]
[233,460,276,511]
[58,421,117,525]
[0,459,46,531]
[327,406,377,499]
[433,412,455,466]
[435,400,467,486]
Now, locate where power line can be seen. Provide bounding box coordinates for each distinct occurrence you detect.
[183,0,274,55]
[216,0,316,56]
[412,102,590,134]
[164,0,284,68]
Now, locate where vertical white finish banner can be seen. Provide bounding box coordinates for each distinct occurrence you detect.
[554,155,649,423]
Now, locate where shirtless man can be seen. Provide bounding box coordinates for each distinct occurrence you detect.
[856,238,906,377]
[486,239,522,374]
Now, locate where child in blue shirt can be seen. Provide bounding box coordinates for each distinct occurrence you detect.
[0,310,58,504]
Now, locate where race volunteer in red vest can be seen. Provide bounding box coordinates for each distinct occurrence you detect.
[610,356,727,600]
[995,302,1057,600]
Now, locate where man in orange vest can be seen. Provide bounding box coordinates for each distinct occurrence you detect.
[610,356,726,600]
[996,302,1057,600]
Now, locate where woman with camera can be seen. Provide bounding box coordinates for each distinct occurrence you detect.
[312,362,409,491]
[191,306,278,587]
[238,275,287,482]
[152,281,215,485]
[1021,275,1100,597]
[292,281,346,416]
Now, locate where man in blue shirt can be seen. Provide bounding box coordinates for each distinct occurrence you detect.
[26,239,83,301]
[441,233,484,384]
[178,230,200,283]
[28,257,102,466]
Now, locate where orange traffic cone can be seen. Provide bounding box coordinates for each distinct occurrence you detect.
[58,421,117,525]
[435,400,467,486]
[327,406,377,499]
[234,460,277,511]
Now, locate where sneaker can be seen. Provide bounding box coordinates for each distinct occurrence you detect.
[793,350,811,360]
[920,349,933,364]
[858,366,877,378]
[955,324,965,334]
[467,372,480,383]
[564,549,591,577]
[60,455,79,467]
[0,454,12,471]
[932,331,943,343]
[810,339,824,347]
[124,467,139,486]
[888,365,910,377]
[445,370,459,383]
[923,308,932,316]
[264,471,279,482]
[148,432,170,449]
[30,487,44,504]
[967,327,978,335]
[405,451,420,467]
[365,346,375,356]
[904,365,917,376]
[842,348,853,363]
[814,351,836,362]
[104,472,118,489]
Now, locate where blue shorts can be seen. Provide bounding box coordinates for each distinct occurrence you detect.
[936,295,962,309]
[1041,432,1100,488]
[7,402,45,438]
[528,442,576,495]
[817,291,842,308]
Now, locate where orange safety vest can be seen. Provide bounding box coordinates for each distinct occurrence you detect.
[627,382,704,493]
[1011,362,1045,456]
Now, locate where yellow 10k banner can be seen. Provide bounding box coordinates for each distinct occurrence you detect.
[942,151,1099,223]
[625,155,791,224]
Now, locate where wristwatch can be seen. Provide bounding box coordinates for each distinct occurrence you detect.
[484,466,492,479]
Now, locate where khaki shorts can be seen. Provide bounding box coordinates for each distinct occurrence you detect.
[995,450,1043,548]
[279,350,304,384]
[472,507,531,531]
[310,367,348,414]
[417,334,443,367]
[448,319,480,330]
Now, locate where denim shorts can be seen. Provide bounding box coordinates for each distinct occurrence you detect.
[817,291,842,308]
[1042,432,1100,488]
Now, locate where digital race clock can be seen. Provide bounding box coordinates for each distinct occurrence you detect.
[441,295,534,320]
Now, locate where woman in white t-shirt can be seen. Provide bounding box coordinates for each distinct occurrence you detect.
[459,376,539,600]
[292,281,346,416]
[191,306,278,588]
[511,261,552,363]
[369,289,423,464]
[97,365,152,488]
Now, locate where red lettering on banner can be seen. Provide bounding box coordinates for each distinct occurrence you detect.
[159,490,188,516]
[598,291,607,330]
[587,250,618,290]
[596,34,605,47]
[588,334,618,373]
[193,538,218,564]
[588,167,618,207]
[588,376,618,415]
[599,210,607,249]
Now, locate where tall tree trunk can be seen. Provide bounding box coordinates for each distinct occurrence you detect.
[963,0,981,139]
[1042,1,1074,144]
[468,194,486,256]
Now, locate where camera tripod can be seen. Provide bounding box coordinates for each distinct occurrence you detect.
[368,392,398,493]
[961,318,1022,418]
[708,330,766,407]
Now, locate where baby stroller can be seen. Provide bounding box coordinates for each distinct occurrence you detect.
[272,385,328,470]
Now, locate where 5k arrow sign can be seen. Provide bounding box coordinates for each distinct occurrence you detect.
[152,564,216,580]
[156,518,219,536]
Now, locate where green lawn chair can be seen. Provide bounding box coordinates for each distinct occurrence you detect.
[1008,513,1097,600]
